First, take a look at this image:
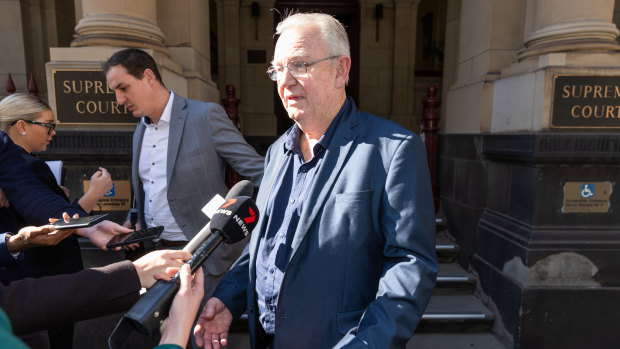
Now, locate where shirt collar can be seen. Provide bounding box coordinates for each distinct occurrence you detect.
[142,91,174,126]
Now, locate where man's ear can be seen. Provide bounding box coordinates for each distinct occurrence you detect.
[334,55,351,89]
[143,69,157,86]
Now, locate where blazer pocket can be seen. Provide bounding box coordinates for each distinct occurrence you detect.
[333,191,374,241]
[337,309,365,334]
[335,190,373,203]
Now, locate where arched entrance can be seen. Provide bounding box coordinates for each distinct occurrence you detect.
[272,0,360,134]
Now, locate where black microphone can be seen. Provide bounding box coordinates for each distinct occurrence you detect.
[121,196,259,336]
[183,180,254,254]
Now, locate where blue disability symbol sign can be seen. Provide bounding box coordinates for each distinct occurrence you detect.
[105,182,115,197]
[580,184,594,198]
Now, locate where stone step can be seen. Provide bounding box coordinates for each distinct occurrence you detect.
[416,294,495,333]
[436,228,459,263]
[434,262,477,295]
[407,333,507,349]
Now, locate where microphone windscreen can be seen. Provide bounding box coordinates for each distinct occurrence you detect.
[210,196,259,243]
[226,180,254,199]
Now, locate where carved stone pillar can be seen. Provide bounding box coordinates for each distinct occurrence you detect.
[518,0,620,60]
[71,0,168,53]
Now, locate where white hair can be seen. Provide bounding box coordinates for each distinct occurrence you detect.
[275,12,350,58]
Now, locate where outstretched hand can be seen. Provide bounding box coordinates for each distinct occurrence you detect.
[133,249,192,288]
[75,220,132,250]
[194,297,233,349]
[6,224,73,253]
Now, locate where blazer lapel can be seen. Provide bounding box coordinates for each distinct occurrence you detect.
[133,121,146,180]
[289,107,359,259]
[249,140,288,279]
[166,94,188,185]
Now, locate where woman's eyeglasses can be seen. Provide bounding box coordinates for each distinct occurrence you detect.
[10,119,56,135]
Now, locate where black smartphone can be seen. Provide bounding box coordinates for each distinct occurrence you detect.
[53,213,109,230]
[106,226,165,249]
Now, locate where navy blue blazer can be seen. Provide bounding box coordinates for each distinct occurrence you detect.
[214,99,438,348]
[0,131,85,266]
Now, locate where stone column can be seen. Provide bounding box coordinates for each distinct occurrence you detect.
[518,0,620,60]
[389,0,420,130]
[219,0,242,97]
[71,0,168,53]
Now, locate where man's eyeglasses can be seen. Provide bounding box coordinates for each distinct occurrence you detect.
[267,55,340,81]
[10,119,56,135]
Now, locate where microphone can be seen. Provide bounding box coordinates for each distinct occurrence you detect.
[183,180,254,253]
[121,195,259,336]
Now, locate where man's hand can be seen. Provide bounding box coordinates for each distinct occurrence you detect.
[6,225,73,253]
[132,249,192,288]
[0,187,9,208]
[75,220,132,250]
[160,265,205,347]
[194,297,233,349]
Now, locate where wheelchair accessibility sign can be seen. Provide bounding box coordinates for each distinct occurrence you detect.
[580,184,594,198]
[563,182,612,213]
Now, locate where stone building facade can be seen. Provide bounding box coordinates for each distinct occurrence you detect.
[1,0,619,348]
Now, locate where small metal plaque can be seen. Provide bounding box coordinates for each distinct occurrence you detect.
[551,75,620,129]
[84,180,131,211]
[562,181,612,213]
[52,69,135,125]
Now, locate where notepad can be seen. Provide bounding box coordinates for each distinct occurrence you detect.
[45,160,64,186]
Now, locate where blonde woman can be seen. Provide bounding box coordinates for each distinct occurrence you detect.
[0,93,112,348]
[0,93,112,211]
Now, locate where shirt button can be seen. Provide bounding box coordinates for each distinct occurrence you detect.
[149,200,152,203]
[269,268,275,274]
[290,199,295,204]
[151,181,154,184]
[152,162,155,165]
[153,145,156,148]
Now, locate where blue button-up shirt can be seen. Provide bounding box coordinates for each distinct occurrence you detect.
[255,100,347,334]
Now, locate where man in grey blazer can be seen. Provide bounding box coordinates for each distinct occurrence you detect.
[104,49,264,298]
[194,13,438,349]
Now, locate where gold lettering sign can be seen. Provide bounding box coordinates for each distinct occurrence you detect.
[83,180,131,211]
[562,181,612,213]
[551,75,620,129]
[52,69,136,125]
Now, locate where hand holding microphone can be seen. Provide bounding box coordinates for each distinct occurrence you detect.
[120,187,260,336]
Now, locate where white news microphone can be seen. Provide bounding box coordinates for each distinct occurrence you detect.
[182,180,254,253]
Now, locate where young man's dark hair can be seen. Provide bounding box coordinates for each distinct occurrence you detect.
[103,48,164,86]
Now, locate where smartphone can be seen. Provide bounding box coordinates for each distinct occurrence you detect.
[53,213,109,230]
[106,226,165,249]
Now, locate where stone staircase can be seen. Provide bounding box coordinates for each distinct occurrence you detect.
[406,221,507,349]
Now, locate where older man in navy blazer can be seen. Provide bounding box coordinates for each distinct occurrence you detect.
[194,13,438,349]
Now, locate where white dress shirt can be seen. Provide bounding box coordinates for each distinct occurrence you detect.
[138,92,186,241]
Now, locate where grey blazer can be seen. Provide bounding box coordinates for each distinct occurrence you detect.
[131,94,264,292]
